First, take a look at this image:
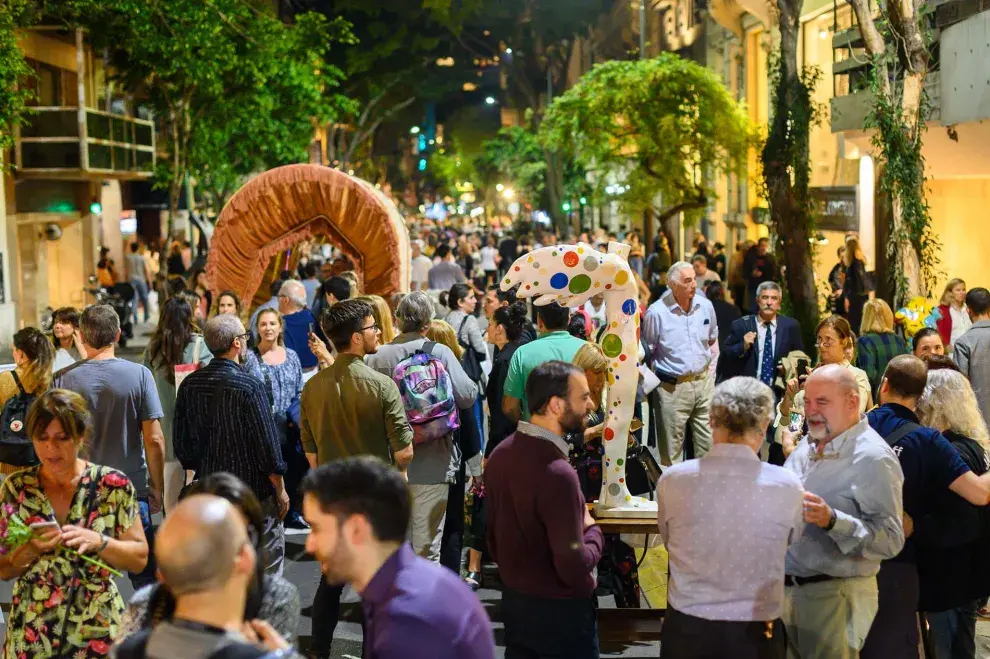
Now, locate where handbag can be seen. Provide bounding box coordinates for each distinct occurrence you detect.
[457,316,485,383]
[174,336,203,388]
[625,443,662,497]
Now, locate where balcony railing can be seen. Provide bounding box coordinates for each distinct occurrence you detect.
[15,107,155,177]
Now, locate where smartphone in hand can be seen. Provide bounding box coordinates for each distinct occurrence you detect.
[29,520,60,531]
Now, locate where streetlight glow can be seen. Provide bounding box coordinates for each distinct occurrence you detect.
[485,96,496,105]
[495,183,504,192]
[505,47,513,54]
[502,187,515,200]
[410,126,420,134]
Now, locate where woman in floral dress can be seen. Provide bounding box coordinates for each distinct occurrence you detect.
[0,390,148,658]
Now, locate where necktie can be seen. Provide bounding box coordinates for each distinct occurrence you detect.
[759,322,774,385]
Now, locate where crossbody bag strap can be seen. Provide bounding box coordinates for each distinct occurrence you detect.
[54,465,105,658]
[883,421,920,448]
[192,336,202,365]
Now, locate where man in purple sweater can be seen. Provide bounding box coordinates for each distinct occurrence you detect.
[486,360,604,658]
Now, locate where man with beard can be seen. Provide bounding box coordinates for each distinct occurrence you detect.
[301,457,495,659]
[300,298,414,658]
[485,361,603,659]
[780,365,905,659]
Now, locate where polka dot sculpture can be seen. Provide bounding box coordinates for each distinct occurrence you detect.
[501,241,648,511]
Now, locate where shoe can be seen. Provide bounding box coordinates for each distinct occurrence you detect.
[464,571,482,591]
[285,511,310,530]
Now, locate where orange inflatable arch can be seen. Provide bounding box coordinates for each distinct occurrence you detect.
[206,164,410,309]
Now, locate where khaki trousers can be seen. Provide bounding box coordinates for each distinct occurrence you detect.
[656,375,714,466]
[408,483,448,563]
[782,576,879,659]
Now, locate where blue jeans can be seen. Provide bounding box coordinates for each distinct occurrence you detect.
[925,599,980,659]
[130,277,150,324]
[130,498,157,590]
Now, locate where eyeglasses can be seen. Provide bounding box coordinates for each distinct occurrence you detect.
[360,322,380,333]
[815,337,838,347]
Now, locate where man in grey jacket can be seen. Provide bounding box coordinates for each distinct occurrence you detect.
[953,287,990,423]
[365,292,479,562]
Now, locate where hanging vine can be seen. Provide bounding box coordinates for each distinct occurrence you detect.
[864,25,940,304]
[0,0,39,162]
[760,26,825,350]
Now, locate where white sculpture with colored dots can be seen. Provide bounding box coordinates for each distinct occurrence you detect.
[501,241,655,515]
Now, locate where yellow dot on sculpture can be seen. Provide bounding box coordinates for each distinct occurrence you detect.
[540,269,547,275]
[615,271,629,286]
[626,495,632,501]
[578,248,584,254]
[594,282,600,288]
[528,256,534,262]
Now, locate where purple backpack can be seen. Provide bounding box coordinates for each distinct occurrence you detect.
[393,342,460,445]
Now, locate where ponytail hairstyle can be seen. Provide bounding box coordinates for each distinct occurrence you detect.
[13,327,55,393]
[492,301,528,342]
[447,283,473,311]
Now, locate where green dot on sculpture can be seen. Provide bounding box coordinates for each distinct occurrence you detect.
[602,333,623,358]
[568,274,591,294]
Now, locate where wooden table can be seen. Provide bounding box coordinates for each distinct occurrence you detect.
[589,506,665,642]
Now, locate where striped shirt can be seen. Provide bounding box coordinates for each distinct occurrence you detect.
[855,332,909,397]
[173,358,287,502]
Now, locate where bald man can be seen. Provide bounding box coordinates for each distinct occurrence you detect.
[779,364,905,659]
[112,494,291,659]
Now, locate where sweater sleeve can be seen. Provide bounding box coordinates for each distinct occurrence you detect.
[536,462,605,589]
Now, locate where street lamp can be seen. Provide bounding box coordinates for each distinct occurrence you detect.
[502,187,515,200]
[485,96,496,105]
[496,183,504,192]
[410,126,420,134]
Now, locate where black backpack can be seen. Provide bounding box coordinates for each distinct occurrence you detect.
[0,371,40,467]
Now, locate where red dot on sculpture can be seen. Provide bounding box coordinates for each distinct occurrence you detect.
[604,428,615,441]
[619,478,624,483]
[619,354,627,361]
[605,284,612,290]
[514,266,520,271]
[563,251,579,267]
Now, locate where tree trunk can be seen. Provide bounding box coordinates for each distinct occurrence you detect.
[763,0,819,348]
[848,0,931,303]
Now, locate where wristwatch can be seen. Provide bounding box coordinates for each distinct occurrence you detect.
[825,509,837,531]
[96,534,110,554]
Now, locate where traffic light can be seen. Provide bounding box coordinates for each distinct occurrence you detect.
[418,158,427,172]
[89,201,102,214]
[579,197,587,205]
[562,202,572,212]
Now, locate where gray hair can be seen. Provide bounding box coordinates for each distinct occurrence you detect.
[917,369,990,445]
[756,281,782,298]
[710,377,775,435]
[667,261,693,284]
[205,313,245,355]
[80,304,120,349]
[277,279,308,309]
[396,291,436,333]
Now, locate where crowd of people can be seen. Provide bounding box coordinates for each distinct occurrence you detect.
[0,223,988,659]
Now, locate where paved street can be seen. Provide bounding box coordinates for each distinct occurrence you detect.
[0,321,984,657]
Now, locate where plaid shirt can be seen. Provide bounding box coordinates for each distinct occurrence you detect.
[856,332,909,397]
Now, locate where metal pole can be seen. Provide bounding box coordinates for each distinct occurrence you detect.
[640,1,647,59]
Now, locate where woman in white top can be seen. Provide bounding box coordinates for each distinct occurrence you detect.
[480,237,499,287]
[50,307,85,372]
[937,278,972,351]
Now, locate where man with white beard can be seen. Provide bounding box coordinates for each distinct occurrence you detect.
[780,364,905,659]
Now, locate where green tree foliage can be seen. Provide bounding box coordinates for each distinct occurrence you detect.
[541,54,755,226]
[475,126,547,207]
[0,0,41,160]
[56,0,351,229]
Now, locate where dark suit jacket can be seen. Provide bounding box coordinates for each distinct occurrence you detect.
[723,314,804,379]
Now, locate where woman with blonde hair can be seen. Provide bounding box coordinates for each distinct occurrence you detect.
[569,342,610,502]
[936,278,971,350]
[841,235,870,331]
[916,368,990,658]
[0,328,55,474]
[357,294,397,345]
[425,319,464,359]
[856,298,908,398]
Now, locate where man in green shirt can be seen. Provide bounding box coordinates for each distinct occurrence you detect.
[503,302,588,421]
[300,298,414,657]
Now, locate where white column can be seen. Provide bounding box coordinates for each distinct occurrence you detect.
[0,167,16,345]
[858,156,876,270]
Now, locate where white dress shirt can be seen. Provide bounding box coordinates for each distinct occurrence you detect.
[657,443,805,620]
[643,292,718,377]
[783,417,905,578]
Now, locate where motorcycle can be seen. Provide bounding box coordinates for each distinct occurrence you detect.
[86,276,135,348]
